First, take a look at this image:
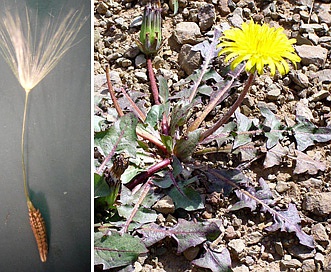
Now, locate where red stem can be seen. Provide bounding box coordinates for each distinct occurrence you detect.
[126,158,171,190]
[200,72,256,141]
[147,57,160,105]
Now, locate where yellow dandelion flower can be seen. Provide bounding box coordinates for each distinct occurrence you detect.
[218,20,301,76]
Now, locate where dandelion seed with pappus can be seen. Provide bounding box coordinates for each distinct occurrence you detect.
[0,6,86,262]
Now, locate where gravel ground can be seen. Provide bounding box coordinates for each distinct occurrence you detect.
[94,0,331,271]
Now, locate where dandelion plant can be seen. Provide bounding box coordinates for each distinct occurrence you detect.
[0,6,86,262]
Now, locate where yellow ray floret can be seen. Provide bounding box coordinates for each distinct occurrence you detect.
[218,20,301,76]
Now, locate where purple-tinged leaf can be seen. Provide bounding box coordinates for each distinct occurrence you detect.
[230,178,274,211]
[201,121,236,146]
[192,244,232,272]
[206,168,248,196]
[265,203,315,248]
[294,150,326,175]
[137,219,222,253]
[264,142,288,168]
[188,27,222,102]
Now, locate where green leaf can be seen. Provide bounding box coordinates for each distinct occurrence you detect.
[94,231,147,270]
[169,183,204,211]
[94,115,106,133]
[169,100,191,136]
[94,173,120,210]
[197,84,213,96]
[160,134,173,153]
[233,110,253,149]
[117,186,159,224]
[145,104,164,128]
[94,113,138,158]
[292,117,331,151]
[94,173,110,198]
[259,106,284,149]
[121,164,144,184]
[158,76,169,101]
[173,0,178,15]
[173,129,201,161]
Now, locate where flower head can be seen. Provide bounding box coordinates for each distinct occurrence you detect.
[136,0,162,56]
[0,7,86,92]
[218,20,301,76]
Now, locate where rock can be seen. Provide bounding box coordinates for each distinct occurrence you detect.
[135,71,148,82]
[275,181,291,193]
[311,223,329,246]
[287,245,315,260]
[219,0,231,16]
[301,178,323,189]
[174,22,201,45]
[124,45,140,59]
[109,70,122,86]
[302,192,331,216]
[198,4,215,31]
[178,44,202,75]
[317,4,331,25]
[152,195,175,214]
[296,45,328,67]
[232,265,249,272]
[225,226,238,239]
[309,90,330,102]
[280,258,302,269]
[96,2,108,15]
[315,69,331,83]
[299,23,325,33]
[246,231,263,245]
[296,99,314,121]
[302,259,316,272]
[266,84,281,101]
[130,16,143,28]
[228,239,246,256]
[135,54,146,68]
[275,242,284,256]
[116,57,132,68]
[315,252,324,265]
[290,71,310,88]
[228,10,244,28]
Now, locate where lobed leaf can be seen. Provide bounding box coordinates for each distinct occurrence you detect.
[95,113,138,158]
[259,106,284,149]
[192,244,232,272]
[263,142,288,168]
[137,218,222,253]
[292,116,331,151]
[265,203,315,248]
[294,150,326,175]
[94,231,148,270]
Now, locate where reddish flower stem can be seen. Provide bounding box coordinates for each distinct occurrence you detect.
[147,57,160,105]
[106,65,124,117]
[200,72,256,141]
[126,158,171,190]
[147,56,169,135]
